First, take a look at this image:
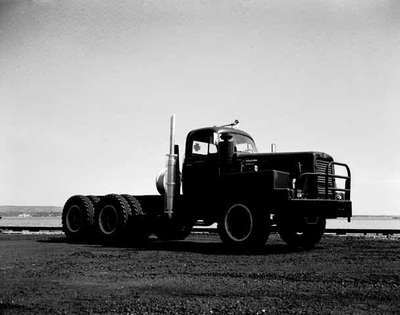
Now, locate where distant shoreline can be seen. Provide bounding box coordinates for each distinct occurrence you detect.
[0,205,399,219]
[0,206,62,218]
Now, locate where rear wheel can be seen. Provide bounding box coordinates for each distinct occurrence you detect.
[86,195,102,207]
[95,194,130,243]
[62,195,95,241]
[278,215,326,249]
[218,201,270,248]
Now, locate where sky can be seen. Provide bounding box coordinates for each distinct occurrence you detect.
[0,0,399,214]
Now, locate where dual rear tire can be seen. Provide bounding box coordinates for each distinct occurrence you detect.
[62,195,95,241]
[62,194,148,244]
[95,194,130,243]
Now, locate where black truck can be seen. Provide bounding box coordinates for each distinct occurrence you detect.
[62,116,351,249]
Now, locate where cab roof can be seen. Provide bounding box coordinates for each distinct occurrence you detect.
[187,126,254,141]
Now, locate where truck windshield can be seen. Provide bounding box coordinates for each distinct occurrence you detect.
[231,134,257,153]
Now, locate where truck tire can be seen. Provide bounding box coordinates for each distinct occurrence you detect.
[121,194,150,243]
[121,194,143,215]
[278,215,326,249]
[217,201,270,248]
[62,195,95,241]
[95,194,130,243]
[86,195,102,206]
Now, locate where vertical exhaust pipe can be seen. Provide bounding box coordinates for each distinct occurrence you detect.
[165,114,177,218]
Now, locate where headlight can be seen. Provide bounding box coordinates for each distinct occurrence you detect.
[296,190,303,199]
[335,192,344,200]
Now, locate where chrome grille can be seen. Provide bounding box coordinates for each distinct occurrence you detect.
[315,159,335,198]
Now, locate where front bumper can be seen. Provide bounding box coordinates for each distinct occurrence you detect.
[280,199,352,219]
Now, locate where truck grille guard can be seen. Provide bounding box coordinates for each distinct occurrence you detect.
[295,161,351,201]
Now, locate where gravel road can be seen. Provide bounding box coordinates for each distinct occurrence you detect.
[0,233,399,314]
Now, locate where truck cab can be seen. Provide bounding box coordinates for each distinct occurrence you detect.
[180,124,351,248]
[182,127,257,219]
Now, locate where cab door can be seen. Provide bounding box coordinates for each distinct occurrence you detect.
[182,131,219,217]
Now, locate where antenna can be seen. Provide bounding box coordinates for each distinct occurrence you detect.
[220,120,239,128]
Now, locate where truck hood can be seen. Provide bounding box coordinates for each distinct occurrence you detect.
[235,151,334,176]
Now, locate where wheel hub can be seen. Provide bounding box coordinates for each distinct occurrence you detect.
[99,205,119,235]
[65,205,82,233]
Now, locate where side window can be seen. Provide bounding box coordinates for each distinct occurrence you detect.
[191,136,218,156]
[209,143,217,154]
[192,141,208,155]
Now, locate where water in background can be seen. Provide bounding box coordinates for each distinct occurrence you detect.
[1,215,400,230]
[326,217,400,230]
[0,216,61,227]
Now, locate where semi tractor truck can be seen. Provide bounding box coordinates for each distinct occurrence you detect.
[62,115,352,249]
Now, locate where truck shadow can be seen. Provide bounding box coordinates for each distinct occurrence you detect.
[124,240,304,256]
[40,236,316,256]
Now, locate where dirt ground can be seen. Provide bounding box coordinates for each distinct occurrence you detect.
[0,233,399,314]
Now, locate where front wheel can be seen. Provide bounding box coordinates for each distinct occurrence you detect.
[217,202,270,248]
[278,215,326,249]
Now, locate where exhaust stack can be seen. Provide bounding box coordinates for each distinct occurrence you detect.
[165,114,177,218]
